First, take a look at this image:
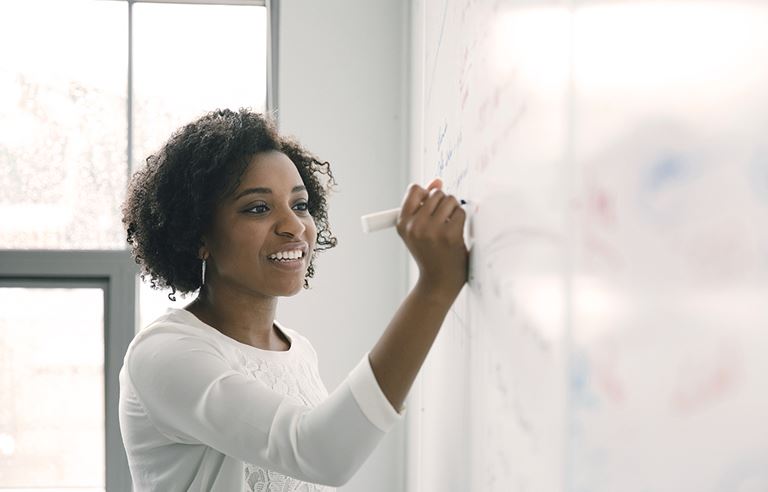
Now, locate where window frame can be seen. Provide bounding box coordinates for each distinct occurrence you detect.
[0,250,138,491]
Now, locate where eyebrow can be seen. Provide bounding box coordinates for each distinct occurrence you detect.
[234,185,307,201]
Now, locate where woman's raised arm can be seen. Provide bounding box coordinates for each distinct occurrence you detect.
[369,179,469,411]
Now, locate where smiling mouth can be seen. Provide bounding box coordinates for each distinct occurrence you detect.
[266,251,307,270]
[267,251,306,262]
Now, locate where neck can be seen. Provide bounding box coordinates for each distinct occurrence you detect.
[185,282,286,351]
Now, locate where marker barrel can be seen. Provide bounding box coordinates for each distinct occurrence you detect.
[361,200,467,233]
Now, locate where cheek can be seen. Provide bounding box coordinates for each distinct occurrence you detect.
[214,224,266,268]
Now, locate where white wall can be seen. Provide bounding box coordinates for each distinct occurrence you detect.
[276,1,410,491]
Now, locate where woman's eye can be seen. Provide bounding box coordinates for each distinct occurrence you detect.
[246,202,309,214]
[247,204,269,214]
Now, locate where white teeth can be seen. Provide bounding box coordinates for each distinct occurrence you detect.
[269,250,303,260]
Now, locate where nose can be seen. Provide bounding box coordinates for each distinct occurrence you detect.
[274,206,306,238]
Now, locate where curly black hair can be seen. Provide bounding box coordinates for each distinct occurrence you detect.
[122,108,338,301]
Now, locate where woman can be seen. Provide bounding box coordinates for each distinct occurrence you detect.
[118,108,468,491]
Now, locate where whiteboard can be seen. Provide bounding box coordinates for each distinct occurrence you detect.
[409,1,768,491]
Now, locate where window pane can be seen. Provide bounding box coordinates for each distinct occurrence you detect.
[132,3,267,173]
[0,287,105,490]
[0,1,128,250]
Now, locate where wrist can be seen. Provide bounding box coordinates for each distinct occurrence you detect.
[413,277,461,307]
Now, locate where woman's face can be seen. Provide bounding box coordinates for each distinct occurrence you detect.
[203,150,317,298]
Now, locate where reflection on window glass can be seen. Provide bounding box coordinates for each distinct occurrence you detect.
[0,287,105,490]
[132,2,267,173]
[0,1,128,250]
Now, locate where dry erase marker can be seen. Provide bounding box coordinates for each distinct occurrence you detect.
[361,199,467,233]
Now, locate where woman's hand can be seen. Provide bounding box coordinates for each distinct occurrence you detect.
[395,178,468,299]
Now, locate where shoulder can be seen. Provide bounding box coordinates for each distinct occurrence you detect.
[124,308,232,373]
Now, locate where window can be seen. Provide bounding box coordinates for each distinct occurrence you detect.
[0,286,106,489]
[0,0,128,250]
[0,1,271,489]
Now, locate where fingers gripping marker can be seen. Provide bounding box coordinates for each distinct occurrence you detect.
[361,200,467,233]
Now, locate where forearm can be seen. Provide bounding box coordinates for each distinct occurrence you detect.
[368,279,459,411]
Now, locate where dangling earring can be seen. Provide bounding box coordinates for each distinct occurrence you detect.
[201,259,206,287]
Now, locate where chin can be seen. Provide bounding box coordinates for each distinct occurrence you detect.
[280,285,304,297]
[272,280,306,297]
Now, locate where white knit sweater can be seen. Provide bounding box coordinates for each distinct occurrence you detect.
[118,307,403,491]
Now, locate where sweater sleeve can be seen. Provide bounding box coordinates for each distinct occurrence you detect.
[125,331,403,487]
